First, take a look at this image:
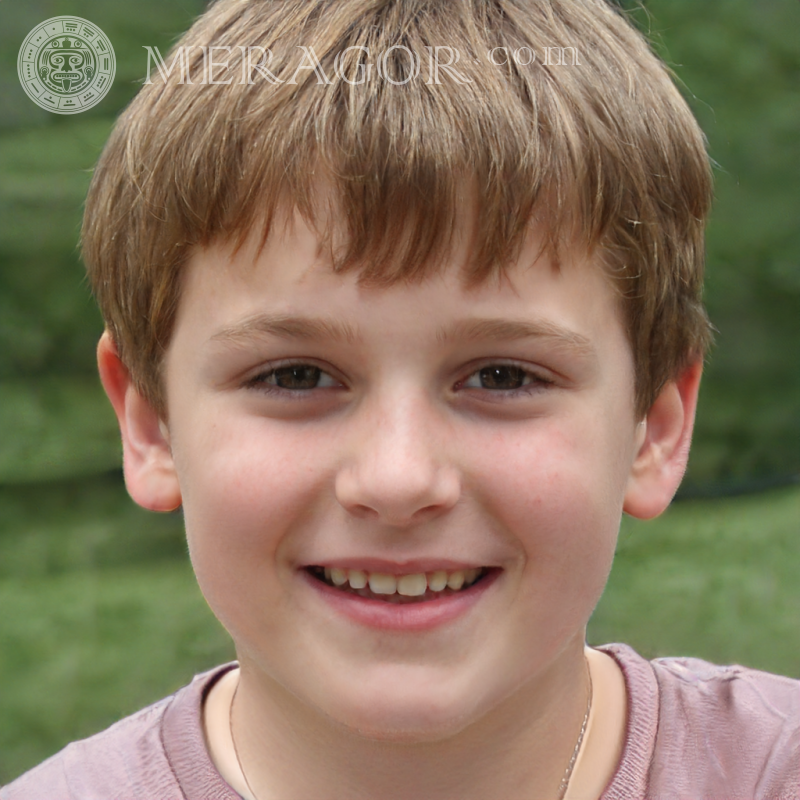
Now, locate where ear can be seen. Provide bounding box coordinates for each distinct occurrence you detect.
[97,331,182,512]
[623,359,703,520]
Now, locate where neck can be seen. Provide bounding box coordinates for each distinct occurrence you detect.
[223,638,593,800]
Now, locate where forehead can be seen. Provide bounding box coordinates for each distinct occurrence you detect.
[172,202,627,371]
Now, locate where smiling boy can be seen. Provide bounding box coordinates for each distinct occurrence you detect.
[3,1,798,799]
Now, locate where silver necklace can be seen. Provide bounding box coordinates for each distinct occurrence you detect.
[230,659,593,800]
[230,679,258,800]
[557,657,593,799]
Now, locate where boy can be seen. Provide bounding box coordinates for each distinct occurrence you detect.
[3,0,798,798]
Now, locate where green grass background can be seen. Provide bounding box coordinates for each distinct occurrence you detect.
[0,0,798,788]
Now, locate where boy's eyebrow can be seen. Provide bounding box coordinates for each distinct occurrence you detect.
[210,313,360,346]
[434,318,595,358]
[210,313,596,358]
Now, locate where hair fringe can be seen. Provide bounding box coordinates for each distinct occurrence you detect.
[82,0,713,418]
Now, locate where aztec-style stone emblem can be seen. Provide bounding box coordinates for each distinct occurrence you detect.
[18,16,116,114]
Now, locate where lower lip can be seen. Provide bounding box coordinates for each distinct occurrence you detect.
[300,568,501,632]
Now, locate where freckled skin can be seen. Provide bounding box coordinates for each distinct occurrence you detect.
[159,208,641,742]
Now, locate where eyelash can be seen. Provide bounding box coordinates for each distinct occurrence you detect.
[245,361,555,398]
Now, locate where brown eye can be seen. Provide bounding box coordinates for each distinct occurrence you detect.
[477,365,528,390]
[248,363,340,394]
[271,365,322,390]
[460,363,553,394]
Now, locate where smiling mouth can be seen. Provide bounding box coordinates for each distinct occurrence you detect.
[306,566,490,604]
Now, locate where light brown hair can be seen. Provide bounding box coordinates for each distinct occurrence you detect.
[82,0,713,419]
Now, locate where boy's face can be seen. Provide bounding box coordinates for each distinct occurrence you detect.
[125,205,679,739]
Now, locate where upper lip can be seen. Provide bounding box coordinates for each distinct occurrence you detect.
[303,558,494,575]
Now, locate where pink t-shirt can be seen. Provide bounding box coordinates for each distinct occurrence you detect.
[2,644,798,799]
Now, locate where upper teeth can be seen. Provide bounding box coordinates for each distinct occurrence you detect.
[322,567,483,596]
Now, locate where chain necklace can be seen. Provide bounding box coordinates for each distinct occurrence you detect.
[230,677,258,800]
[557,656,593,799]
[230,658,593,800]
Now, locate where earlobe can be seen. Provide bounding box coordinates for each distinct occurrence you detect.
[97,332,182,512]
[623,359,703,520]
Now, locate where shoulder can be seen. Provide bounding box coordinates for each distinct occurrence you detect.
[650,651,800,722]
[599,644,800,800]
[0,696,176,800]
[0,664,239,800]
[649,653,800,796]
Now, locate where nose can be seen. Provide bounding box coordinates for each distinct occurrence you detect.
[335,389,461,527]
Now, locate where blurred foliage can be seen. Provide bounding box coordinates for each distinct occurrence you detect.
[624,0,800,486]
[0,378,119,483]
[0,0,208,480]
[0,0,798,487]
[0,474,187,575]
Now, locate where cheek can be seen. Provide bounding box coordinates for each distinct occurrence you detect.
[179,414,328,522]
[173,418,331,614]
[468,417,627,594]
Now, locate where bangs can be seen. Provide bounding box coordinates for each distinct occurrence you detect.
[115,0,620,288]
[83,0,712,417]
